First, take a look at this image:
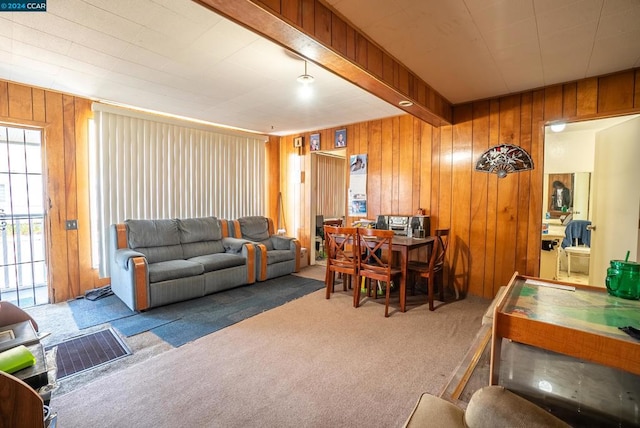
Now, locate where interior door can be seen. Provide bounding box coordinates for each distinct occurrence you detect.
[590,117,640,286]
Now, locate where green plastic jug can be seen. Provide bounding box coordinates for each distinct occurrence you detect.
[605,260,640,300]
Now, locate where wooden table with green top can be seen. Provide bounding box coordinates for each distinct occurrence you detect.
[490,273,640,385]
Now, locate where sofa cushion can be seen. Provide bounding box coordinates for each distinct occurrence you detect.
[266,249,295,264]
[148,260,204,283]
[182,241,225,259]
[188,253,246,273]
[238,216,271,242]
[177,217,222,243]
[127,219,180,248]
[126,219,184,263]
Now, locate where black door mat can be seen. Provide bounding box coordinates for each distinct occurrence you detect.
[47,328,131,379]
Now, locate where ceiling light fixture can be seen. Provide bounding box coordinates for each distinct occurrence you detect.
[297,61,314,99]
[398,100,413,107]
[550,122,566,132]
[297,61,314,85]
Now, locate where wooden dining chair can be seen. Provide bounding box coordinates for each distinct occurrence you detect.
[407,228,450,311]
[355,228,401,317]
[324,225,359,300]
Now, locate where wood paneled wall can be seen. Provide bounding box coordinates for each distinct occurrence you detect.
[0,80,97,303]
[282,69,640,298]
[3,68,639,304]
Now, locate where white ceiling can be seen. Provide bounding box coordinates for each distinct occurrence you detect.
[327,0,640,103]
[1,0,639,136]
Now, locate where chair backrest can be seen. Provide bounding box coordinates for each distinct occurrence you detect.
[0,301,39,332]
[429,229,450,273]
[357,228,395,279]
[562,219,591,248]
[0,370,44,428]
[324,225,359,274]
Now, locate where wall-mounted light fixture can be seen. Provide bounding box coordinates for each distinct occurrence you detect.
[550,122,566,132]
[475,144,534,178]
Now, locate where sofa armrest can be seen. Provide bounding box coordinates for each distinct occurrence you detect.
[270,236,301,272]
[114,249,146,269]
[110,249,149,312]
[222,237,252,254]
[271,235,294,250]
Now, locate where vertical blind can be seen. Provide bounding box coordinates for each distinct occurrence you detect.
[92,104,266,277]
[315,154,346,218]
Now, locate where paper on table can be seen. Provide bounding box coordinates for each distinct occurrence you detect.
[0,330,15,343]
[525,279,576,291]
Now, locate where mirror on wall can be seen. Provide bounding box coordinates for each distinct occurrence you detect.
[542,172,591,221]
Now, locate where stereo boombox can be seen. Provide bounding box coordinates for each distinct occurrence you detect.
[376,215,430,238]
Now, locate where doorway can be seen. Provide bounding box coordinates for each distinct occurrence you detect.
[0,125,47,307]
[540,114,640,286]
[310,150,346,264]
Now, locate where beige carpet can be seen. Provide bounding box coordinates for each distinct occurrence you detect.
[51,275,490,428]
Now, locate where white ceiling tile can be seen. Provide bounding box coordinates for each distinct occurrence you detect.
[596,5,640,38]
[535,0,602,37]
[471,0,535,34]
[587,32,640,76]
[600,0,639,15]
[0,16,13,38]
[150,0,224,27]
[482,17,538,50]
[49,0,142,42]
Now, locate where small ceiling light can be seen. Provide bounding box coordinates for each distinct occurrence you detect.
[550,122,566,132]
[297,61,314,99]
[297,61,314,85]
[398,100,413,107]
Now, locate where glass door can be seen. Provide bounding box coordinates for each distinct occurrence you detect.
[0,125,47,307]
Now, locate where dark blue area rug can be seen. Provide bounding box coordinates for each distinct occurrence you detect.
[68,275,324,347]
[68,295,136,329]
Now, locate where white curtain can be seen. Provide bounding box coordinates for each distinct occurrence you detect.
[315,155,346,218]
[91,103,266,277]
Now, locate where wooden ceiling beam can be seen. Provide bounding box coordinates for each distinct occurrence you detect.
[193,0,452,126]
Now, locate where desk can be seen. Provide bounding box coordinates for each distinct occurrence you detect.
[490,273,640,385]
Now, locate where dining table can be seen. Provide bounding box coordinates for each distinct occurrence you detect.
[336,233,435,312]
[385,235,435,312]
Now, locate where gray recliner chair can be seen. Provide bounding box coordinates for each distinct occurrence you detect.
[231,216,300,281]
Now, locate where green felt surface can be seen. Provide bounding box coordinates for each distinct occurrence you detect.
[504,278,640,340]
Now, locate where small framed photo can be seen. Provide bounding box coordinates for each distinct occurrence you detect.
[310,133,320,151]
[335,129,346,148]
[294,136,303,148]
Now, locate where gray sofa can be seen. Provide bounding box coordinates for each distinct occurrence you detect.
[228,216,300,281]
[109,217,256,311]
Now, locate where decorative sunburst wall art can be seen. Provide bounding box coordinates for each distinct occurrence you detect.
[475,144,534,178]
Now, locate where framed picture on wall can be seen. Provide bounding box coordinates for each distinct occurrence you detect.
[310,133,320,151]
[335,129,346,148]
[294,136,303,148]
